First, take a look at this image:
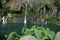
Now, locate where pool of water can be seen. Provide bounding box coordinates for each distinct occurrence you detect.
[0,23,60,35]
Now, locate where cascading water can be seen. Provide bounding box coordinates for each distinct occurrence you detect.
[24,3,28,30]
[2,16,7,27]
[24,16,27,30]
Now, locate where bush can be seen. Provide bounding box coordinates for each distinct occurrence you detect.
[22,25,55,40]
[7,32,20,40]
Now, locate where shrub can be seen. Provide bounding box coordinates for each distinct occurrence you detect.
[7,32,20,40]
[22,25,55,40]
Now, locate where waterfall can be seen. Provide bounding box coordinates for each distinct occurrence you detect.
[2,16,7,27]
[24,3,27,30]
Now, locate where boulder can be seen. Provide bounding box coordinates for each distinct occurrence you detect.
[20,35,37,40]
[55,32,60,40]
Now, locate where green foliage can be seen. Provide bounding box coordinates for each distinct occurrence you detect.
[12,14,18,18]
[4,4,11,10]
[0,12,3,17]
[7,32,20,40]
[22,25,55,40]
[27,4,39,16]
[54,0,60,9]
[43,15,57,24]
[44,15,55,21]
[22,26,35,35]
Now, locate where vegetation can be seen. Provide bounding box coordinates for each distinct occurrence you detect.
[7,32,20,40]
[22,25,55,40]
[0,0,60,24]
[0,26,55,40]
[0,0,60,40]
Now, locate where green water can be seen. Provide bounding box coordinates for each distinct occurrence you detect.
[0,23,60,35]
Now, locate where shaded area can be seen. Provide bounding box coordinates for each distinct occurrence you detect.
[0,32,6,40]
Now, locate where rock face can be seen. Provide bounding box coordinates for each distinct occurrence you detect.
[8,0,23,11]
[55,32,60,40]
[8,0,38,11]
[2,0,54,11]
[20,35,37,40]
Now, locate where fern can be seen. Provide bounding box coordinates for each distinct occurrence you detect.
[22,25,55,40]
